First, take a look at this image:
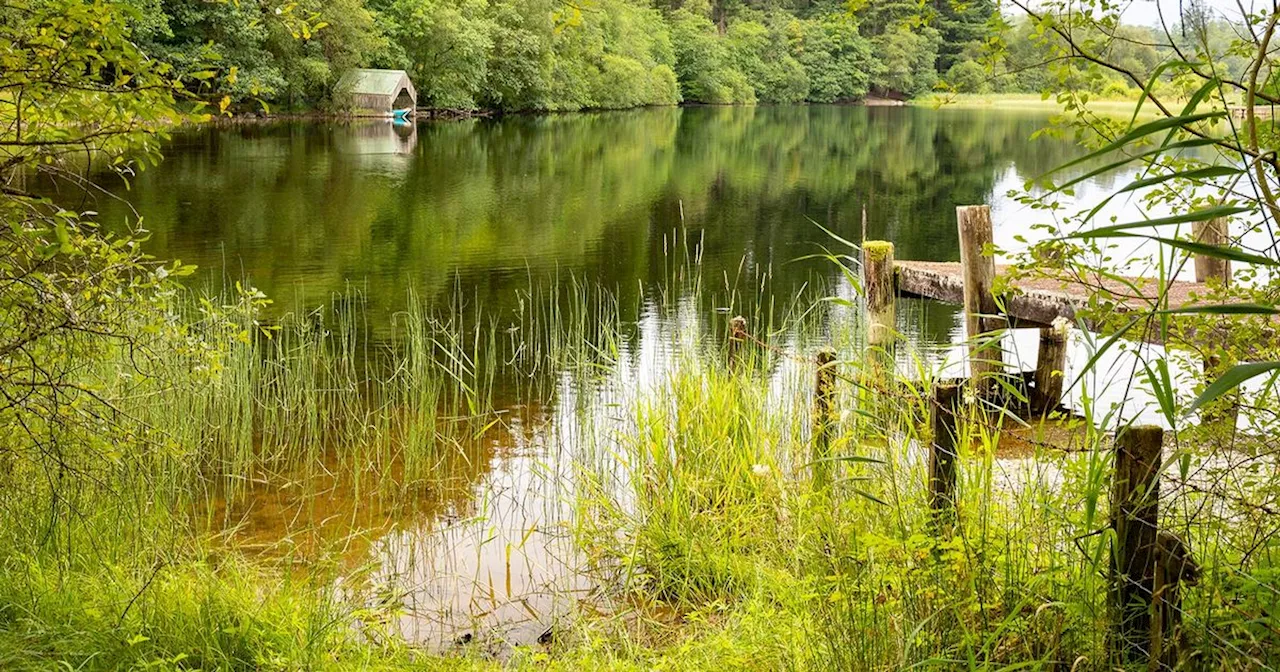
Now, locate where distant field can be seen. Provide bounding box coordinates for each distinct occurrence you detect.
[914,92,1154,115]
[912,92,1210,118]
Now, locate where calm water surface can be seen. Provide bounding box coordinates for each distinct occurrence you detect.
[78,106,1166,648]
[85,105,1093,329]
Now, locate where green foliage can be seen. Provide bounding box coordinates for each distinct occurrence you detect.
[945,59,988,93]
[726,17,809,103]
[669,8,756,104]
[870,25,941,97]
[934,0,996,74]
[793,14,873,102]
[376,0,494,109]
[89,0,1010,111]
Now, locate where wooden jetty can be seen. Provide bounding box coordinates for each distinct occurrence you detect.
[841,206,1215,667]
[859,205,1240,407]
[881,205,1231,338]
[895,260,1215,330]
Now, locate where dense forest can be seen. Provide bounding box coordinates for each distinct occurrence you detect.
[117,0,1248,113]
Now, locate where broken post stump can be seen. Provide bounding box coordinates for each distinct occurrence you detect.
[862,240,896,349]
[813,347,838,490]
[1032,319,1070,415]
[929,381,963,516]
[1151,530,1200,670]
[1111,425,1163,664]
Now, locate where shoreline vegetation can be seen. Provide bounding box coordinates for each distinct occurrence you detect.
[99,0,1247,119]
[5,0,1280,669]
[208,93,1158,126]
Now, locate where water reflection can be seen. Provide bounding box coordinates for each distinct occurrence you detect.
[65,106,1210,648]
[79,106,1089,331]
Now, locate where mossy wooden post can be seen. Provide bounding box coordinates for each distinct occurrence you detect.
[929,381,963,517]
[1110,425,1163,664]
[728,315,747,370]
[1032,319,1070,415]
[813,348,838,490]
[862,241,896,349]
[1151,531,1200,670]
[1193,217,1231,285]
[957,205,1005,399]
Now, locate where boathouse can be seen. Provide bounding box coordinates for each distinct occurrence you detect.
[334,69,416,117]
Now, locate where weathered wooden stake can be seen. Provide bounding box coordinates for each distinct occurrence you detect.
[1150,530,1200,670]
[813,348,838,490]
[929,382,963,516]
[1111,425,1164,663]
[728,315,747,369]
[957,205,1006,398]
[1193,217,1231,285]
[862,241,897,349]
[1032,318,1070,415]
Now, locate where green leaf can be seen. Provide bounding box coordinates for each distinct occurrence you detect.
[1143,236,1279,267]
[1047,138,1219,194]
[1189,362,1280,412]
[1068,205,1253,239]
[1159,303,1280,315]
[1037,111,1225,181]
[1082,165,1243,224]
[1126,60,1202,129]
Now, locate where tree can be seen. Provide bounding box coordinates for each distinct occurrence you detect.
[870,24,940,96]
[374,0,494,109]
[793,13,872,101]
[131,0,286,104]
[934,0,996,74]
[0,0,211,545]
[726,15,809,102]
[483,0,557,110]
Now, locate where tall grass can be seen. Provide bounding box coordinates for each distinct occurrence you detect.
[0,264,1277,669]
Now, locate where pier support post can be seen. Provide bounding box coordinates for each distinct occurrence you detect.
[1032,319,1070,415]
[929,381,963,518]
[1110,425,1163,664]
[813,348,838,490]
[862,241,897,349]
[957,205,1006,399]
[1193,217,1231,286]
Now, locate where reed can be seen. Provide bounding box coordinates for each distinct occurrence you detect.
[0,265,1277,670]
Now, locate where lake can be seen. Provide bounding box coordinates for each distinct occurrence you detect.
[81,105,1095,332]
[71,105,1171,649]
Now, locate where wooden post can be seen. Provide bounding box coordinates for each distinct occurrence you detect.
[957,205,1006,398]
[1193,217,1231,285]
[929,381,963,515]
[1111,425,1164,663]
[728,315,747,369]
[1151,531,1200,670]
[862,241,896,349]
[1032,318,1070,415]
[813,348,838,490]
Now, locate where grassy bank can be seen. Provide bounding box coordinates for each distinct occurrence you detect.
[914,92,1172,117]
[1,266,1277,670]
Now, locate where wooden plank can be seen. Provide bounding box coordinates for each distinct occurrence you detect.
[895,261,1214,333]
